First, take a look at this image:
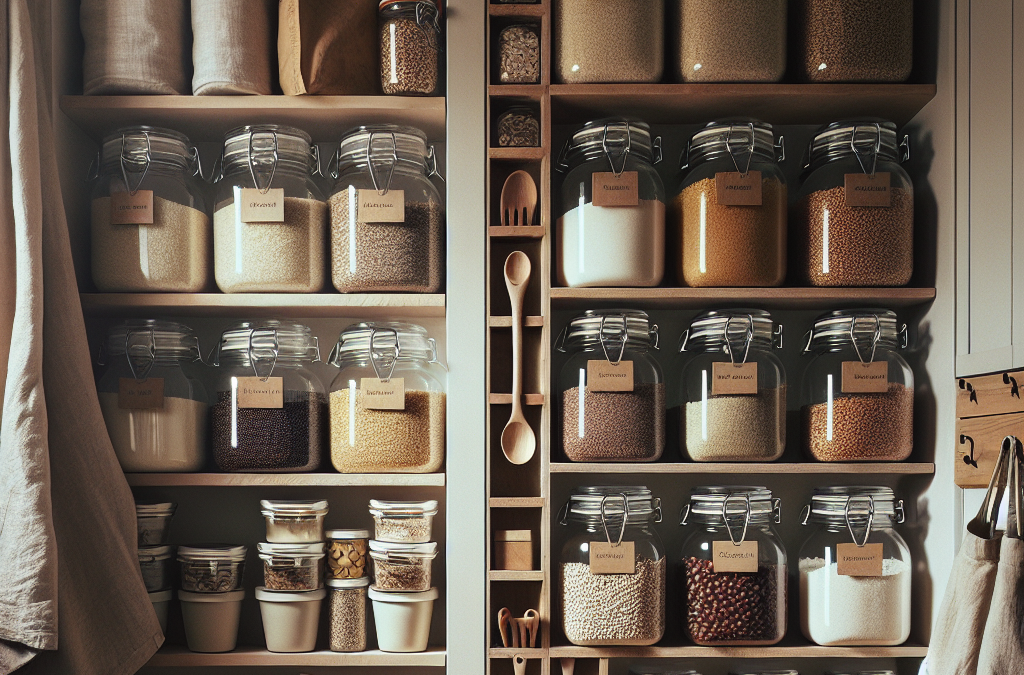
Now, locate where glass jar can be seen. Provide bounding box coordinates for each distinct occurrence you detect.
[680,486,786,645]
[798,487,911,646]
[90,126,210,292]
[178,544,247,593]
[328,125,444,293]
[328,322,446,473]
[96,320,207,473]
[559,486,666,646]
[261,499,329,543]
[209,321,326,472]
[212,125,327,293]
[380,0,441,95]
[499,24,540,84]
[801,310,914,462]
[138,545,175,592]
[679,310,786,462]
[556,119,666,287]
[258,542,326,591]
[554,0,664,83]
[795,0,912,82]
[136,502,176,546]
[369,540,438,592]
[497,107,540,147]
[328,577,370,652]
[795,121,913,286]
[370,500,438,543]
[672,0,786,82]
[327,529,370,580]
[631,669,701,675]
[556,310,664,462]
[672,121,787,287]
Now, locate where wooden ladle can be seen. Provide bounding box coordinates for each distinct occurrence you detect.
[501,251,537,465]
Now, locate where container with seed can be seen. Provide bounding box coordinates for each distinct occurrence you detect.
[328,577,370,652]
[554,0,664,83]
[499,24,540,84]
[497,107,540,147]
[795,0,912,82]
[800,309,914,462]
[380,0,442,95]
[327,529,370,580]
[370,500,438,543]
[262,499,329,543]
[672,0,787,83]
[258,541,326,591]
[178,544,247,593]
[369,540,437,592]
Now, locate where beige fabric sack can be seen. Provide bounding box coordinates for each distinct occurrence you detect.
[193,0,276,95]
[81,0,191,95]
[278,0,379,95]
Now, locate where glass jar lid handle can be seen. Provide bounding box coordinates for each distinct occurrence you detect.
[725,123,755,176]
[120,131,152,196]
[248,129,279,194]
[724,315,754,366]
[850,314,882,364]
[367,131,399,195]
[248,328,280,380]
[414,0,442,51]
[845,495,875,547]
[722,494,751,545]
[601,122,632,177]
[124,326,156,381]
[369,327,401,383]
[598,314,627,365]
[426,145,445,182]
[187,146,204,180]
[600,494,629,547]
[851,123,882,177]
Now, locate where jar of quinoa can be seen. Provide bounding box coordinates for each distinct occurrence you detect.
[379,0,442,95]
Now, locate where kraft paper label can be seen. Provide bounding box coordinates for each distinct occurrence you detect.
[236,376,284,408]
[844,172,892,207]
[713,540,759,573]
[841,361,890,393]
[592,171,639,207]
[586,360,634,392]
[357,189,405,223]
[110,190,154,225]
[589,541,635,574]
[118,377,164,409]
[240,188,285,223]
[837,542,884,577]
[715,171,763,206]
[712,362,758,395]
[359,377,406,410]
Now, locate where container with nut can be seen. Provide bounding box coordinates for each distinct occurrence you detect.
[136,502,176,546]
[138,545,175,593]
[369,540,437,592]
[258,542,326,591]
[795,0,912,82]
[177,544,247,593]
[497,107,540,147]
[499,24,540,84]
[680,486,787,646]
[370,500,438,543]
[672,0,786,83]
[801,309,914,462]
[261,500,329,543]
[554,0,664,83]
[795,120,913,287]
[379,0,442,95]
[328,577,370,652]
[327,529,370,580]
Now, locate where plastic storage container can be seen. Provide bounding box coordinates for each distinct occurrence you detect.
[799,487,911,646]
[178,544,247,593]
[138,545,174,592]
[329,577,370,652]
[499,24,540,84]
[559,486,666,646]
[261,499,329,543]
[795,0,912,82]
[672,121,787,287]
[327,529,371,579]
[368,586,438,652]
[136,502,176,546]
[148,589,172,634]
[554,0,664,83]
[679,310,786,462]
[556,119,665,287]
[97,321,207,473]
[380,0,442,95]
[212,125,327,293]
[256,587,326,652]
[258,542,326,591]
[370,500,438,543]
[179,589,244,652]
[328,322,446,473]
[801,309,914,462]
[369,540,438,592]
[328,125,444,293]
[672,0,786,82]
[680,486,787,645]
[497,107,540,147]
[556,310,664,462]
[795,121,913,286]
[210,321,326,472]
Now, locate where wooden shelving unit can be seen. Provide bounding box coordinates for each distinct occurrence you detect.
[125,473,446,487]
[550,287,937,310]
[549,462,936,475]
[79,293,447,318]
[144,646,446,668]
[546,644,930,659]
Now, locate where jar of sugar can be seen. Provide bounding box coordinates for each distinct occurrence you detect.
[797,486,911,646]
[555,119,666,288]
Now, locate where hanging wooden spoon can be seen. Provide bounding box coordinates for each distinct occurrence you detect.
[501,251,537,465]
[513,655,528,675]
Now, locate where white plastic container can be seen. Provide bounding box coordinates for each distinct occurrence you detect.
[256,586,326,653]
[369,499,438,543]
[260,499,329,543]
[368,586,438,653]
[179,589,244,653]
[148,589,172,634]
[136,502,176,546]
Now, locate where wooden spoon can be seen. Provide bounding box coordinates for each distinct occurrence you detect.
[513,655,528,675]
[500,170,538,227]
[501,251,536,465]
[560,658,576,675]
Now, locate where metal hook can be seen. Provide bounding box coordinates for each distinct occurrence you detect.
[124,325,157,381]
[960,434,978,468]
[724,123,755,176]
[367,131,399,195]
[849,314,882,364]
[844,495,875,547]
[723,315,754,365]
[599,494,629,547]
[850,123,882,177]
[1005,372,1021,399]
[247,327,280,380]
[722,494,751,546]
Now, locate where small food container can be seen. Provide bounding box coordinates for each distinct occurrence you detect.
[138,545,174,592]
[368,586,438,652]
[554,0,665,83]
[136,502,176,546]
[327,529,370,580]
[179,589,245,653]
[369,540,437,592]
[178,544,247,593]
[494,530,533,571]
[497,107,540,147]
[256,587,327,653]
[328,577,370,652]
[261,499,329,543]
[148,589,172,634]
[499,24,541,84]
[258,542,326,591]
[370,499,439,542]
[379,0,442,96]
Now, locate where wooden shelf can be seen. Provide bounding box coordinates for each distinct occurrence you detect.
[549,287,937,310]
[488,570,545,581]
[489,316,545,327]
[489,497,546,508]
[489,226,546,239]
[547,644,929,659]
[125,473,446,487]
[60,95,447,142]
[489,3,545,17]
[489,146,546,160]
[489,393,545,405]
[79,293,446,318]
[489,648,548,659]
[145,646,446,667]
[488,84,545,100]
[550,462,935,475]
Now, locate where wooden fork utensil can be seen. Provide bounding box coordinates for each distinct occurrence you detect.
[500,170,538,227]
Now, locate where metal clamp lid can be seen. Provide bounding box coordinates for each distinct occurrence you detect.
[680,486,780,531]
[557,118,662,173]
[556,309,659,354]
[803,309,907,354]
[682,119,784,172]
[100,320,203,377]
[679,309,782,356]
[211,320,321,379]
[800,486,905,546]
[559,486,663,530]
[328,321,444,373]
[803,119,909,174]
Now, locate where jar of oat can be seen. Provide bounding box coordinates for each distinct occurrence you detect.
[370,500,438,543]
[212,125,327,293]
[556,119,666,287]
[369,540,437,592]
[554,0,664,83]
[795,0,912,82]
[178,544,247,593]
[327,529,370,579]
[379,0,441,95]
[96,321,208,473]
[795,121,913,286]
[679,310,786,462]
[261,499,329,543]
[680,486,787,646]
[328,322,446,473]
[258,541,326,591]
[328,577,370,652]
[798,487,911,646]
[556,310,664,462]
[672,120,787,287]
[90,126,210,292]
[559,486,665,646]
[328,125,444,293]
[801,309,913,462]
[672,0,786,82]
[499,24,540,84]
[209,320,326,472]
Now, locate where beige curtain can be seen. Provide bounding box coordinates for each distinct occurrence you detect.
[0,1,163,673]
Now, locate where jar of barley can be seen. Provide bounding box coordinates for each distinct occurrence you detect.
[379,0,441,95]
[554,0,664,83]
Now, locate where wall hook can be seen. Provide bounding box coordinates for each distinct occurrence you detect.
[1004,372,1020,399]
[959,378,978,404]
[960,434,978,468]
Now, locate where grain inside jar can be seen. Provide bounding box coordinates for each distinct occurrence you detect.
[329,389,445,472]
[561,384,665,461]
[802,383,914,461]
[561,557,666,645]
[684,386,786,462]
[554,0,665,83]
[672,0,787,83]
[380,0,441,95]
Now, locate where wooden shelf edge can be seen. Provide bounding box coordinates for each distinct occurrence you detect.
[548,83,937,97]
[549,462,935,475]
[488,570,545,581]
[489,315,545,327]
[489,648,548,659]
[549,287,937,309]
[489,497,546,508]
[489,147,545,160]
[125,472,447,487]
[547,644,929,659]
[145,646,446,667]
[80,293,447,318]
[489,226,546,239]
[488,84,546,98]
[489,3,546,17]
[489,393,546,405]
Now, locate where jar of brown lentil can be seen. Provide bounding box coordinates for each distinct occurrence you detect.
[795,0,912,82]
[680,486,787,646]
[672,0,787,83]
[795,121,913,287]
[554,0,665,83]
[498,24,540,84]
[672,120,786,287]
[379,0,441,95]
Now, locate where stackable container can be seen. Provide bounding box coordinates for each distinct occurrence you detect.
[327,529,371,580]
[369,540,438,592]
[370,500,438,543]
[177,544,247,593]
[256,587,327,652]
[138,545,174,592]
[179,589,245,652]
[136,502,176,546]
[368,586,438,652]
[328,577,370,652]
[258,542,326,591]
[261,499,329,543]
[148,589,172,634]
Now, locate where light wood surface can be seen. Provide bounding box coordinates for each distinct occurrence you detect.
[550,287,937,309]
[144,646,446,667]
[490,497,547,508]
[491,147,547,160]
[490,393,546,405]
[489,570,545,581]
[545,644,930,659]
[490,316,545,328]
[956,370,1024,417]
[490,226,547,239]
[955,414,1024,488]
[79,293,446,318]
[489,3,546,17]
[124,472,446,487]
[549,462,936,475]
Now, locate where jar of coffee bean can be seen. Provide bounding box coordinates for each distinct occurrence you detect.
[679,309,786,462]
[680,486,787,646]
[559,486,666,646]
[795,0,912,82]
[379,0,442,95]
[795,120,913,287]
[556,310,665,462]
[801,309,914,462]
